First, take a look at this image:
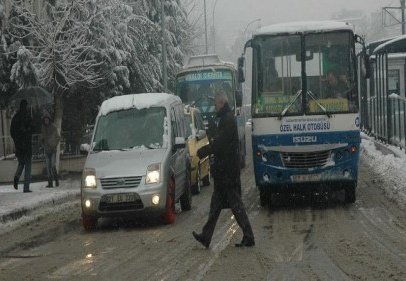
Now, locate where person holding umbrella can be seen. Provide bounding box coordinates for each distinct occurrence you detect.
[41,111,60,187]
[10,99,33,193]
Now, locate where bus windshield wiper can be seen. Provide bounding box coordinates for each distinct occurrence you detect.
[307,91,331,118]
[279,90,302,119]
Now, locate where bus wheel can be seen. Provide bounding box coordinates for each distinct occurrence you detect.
[344,183,356,203]
[259,186,270,207]
[163,179,176,224]
[82,214,97,231]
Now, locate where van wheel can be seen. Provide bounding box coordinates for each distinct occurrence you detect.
[82,214,97,231]
[163,179,176,224]
[192,165,201,194]
[180,167,192,211]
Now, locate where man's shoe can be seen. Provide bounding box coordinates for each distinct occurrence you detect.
[235,238,255,248]
[46,185,53,188]
[192,231,209,248]
[23,190,32,193]
[13,178,18,190]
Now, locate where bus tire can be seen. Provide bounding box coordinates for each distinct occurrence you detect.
[344,182,356,203]
[259,186,270,207]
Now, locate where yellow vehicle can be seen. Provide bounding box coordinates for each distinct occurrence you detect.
[184,105,211,194]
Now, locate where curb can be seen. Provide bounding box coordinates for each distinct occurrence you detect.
[0,191,80,224]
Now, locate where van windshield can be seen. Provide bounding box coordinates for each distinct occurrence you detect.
[92,107,167,151]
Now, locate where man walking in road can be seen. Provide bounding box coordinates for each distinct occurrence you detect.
[192,91,255,248]
[41,110,60,187]
[10,99,33,193]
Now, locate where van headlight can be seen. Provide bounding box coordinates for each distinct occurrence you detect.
[146,163,160,184]
[83,168,97,188]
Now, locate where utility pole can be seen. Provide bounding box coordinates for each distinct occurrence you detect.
[212,0,220,53]
[402,0,405,35]
[383,0,406,35]
[204,0,208,54]
[161,0,168,92]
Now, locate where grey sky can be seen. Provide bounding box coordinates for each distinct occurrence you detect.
[205,0,393,40]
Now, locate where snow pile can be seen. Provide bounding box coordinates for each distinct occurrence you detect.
[360,133,406,208]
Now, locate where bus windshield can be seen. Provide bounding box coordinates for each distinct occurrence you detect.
[253,31,358,116]
[176,69,235,114]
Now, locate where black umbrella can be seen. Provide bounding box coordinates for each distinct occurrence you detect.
[10,86,53,109]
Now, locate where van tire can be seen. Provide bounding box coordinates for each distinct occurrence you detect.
[163,179,176,224]
[82,214,97,231]
[180,167,192,211]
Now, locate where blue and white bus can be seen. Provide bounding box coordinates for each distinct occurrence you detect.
[238,21,366,205]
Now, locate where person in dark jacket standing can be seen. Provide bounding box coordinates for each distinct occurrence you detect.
[10,99,33,193]
[192,91,255,248]
[41,111,60,187]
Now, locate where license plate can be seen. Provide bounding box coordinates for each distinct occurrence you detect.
[106,193,135,204]
[291,174,321,182]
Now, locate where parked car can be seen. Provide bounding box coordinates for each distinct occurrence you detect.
[184,105,211,194]
[81,93,192,230]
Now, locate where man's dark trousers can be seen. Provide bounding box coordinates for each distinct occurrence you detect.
[200,179,254,244]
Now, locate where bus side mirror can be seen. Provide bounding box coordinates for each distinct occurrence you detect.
[363,54,371,79]
[236,91,242,107]
[238,56,245,83]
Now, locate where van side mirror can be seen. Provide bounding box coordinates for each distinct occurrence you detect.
[80,143,90,154]
[174,136,186,150]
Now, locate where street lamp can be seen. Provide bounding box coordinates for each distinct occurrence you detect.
[243,18,261,41]
[212,0,220,53]
[204,0,208,54]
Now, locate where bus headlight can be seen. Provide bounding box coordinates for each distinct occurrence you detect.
[146,164,160,184]
[83,168,97,188]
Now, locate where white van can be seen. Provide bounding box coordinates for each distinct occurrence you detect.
[81,93,192,230]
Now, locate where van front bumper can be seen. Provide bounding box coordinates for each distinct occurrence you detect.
[81,180,169,219]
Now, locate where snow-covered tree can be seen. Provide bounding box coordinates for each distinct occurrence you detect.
[10,45,39,88]
[4,0,198,152]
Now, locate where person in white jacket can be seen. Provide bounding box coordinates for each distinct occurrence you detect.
[41,111,60,187]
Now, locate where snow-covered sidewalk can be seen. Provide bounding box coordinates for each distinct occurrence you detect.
[360,132,406,208]
[0,175,80,233]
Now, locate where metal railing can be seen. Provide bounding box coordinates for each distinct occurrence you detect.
[363,94,406,152]
[0,132,80,160]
